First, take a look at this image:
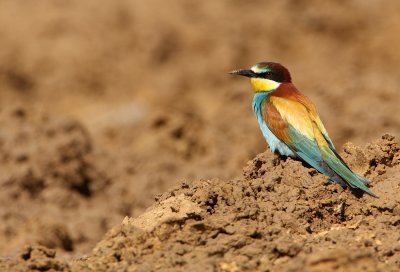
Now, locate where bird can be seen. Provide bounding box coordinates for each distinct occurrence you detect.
[229,62,376,197]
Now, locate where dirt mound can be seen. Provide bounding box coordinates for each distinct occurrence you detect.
[0,246,70,272]
[62,135,398,271]
[1,1,400,271]
[0,106,120,256]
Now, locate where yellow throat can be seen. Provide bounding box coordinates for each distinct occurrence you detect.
[250,78,280,92]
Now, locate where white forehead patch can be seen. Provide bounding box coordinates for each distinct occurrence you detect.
[250,65,270,73]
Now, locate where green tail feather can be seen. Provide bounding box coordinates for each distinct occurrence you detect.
[321,146,377,197]
[328,146,371,186]
[287,126,376,197]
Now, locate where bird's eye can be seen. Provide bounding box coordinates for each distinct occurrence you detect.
[262,72,273,78]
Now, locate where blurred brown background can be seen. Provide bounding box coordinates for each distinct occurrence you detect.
[0,0,399,258]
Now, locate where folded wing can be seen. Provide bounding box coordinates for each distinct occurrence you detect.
[262,84,375,196]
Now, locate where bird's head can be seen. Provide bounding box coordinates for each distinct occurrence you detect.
[229,62,291,92]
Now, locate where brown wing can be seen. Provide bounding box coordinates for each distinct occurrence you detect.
[262,99,293,144]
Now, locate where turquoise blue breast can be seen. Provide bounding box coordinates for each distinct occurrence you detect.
[252,92,295,157]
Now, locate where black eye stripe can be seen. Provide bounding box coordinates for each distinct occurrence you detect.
[258,71,283,82]
[259,71,274,78]
[251,62,292,83]
[261,71,273,77]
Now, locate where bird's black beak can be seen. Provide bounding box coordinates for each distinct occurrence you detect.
[228,69,256,78]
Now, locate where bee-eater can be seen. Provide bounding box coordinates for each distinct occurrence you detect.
[229,62,376,197]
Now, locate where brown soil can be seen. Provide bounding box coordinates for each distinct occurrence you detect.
[1,134,399,271]
[75,134,400,272]
[0,0,399,271]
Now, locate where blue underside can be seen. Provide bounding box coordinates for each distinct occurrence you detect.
[252,92,295,157]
